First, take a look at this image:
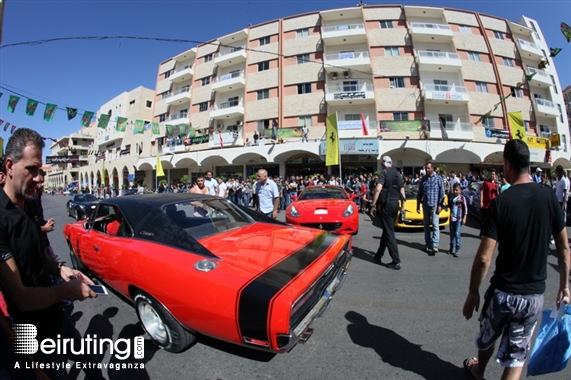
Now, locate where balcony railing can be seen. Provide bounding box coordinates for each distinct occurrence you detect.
[535,98,555,108]
[219,99,241,109]
[170,111,188,120]
[324,51,369,60]
[170,87,190,96]
[322,24,365,33]
[527,67,549,78]
[430,121,473,132]
[424,84,467,93]
[174,64,193,74]
[328,83,374,93]
[214,70,244,82]
[417,51,459,60]
[218,46,245,57]
[410,22,451,31]
[518,39,540,50]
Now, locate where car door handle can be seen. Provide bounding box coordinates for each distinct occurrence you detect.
[94,246,99,252]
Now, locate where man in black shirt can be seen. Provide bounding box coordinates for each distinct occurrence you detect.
[372,156,406,270]
[462,139,570,380]
[0,128,100,379]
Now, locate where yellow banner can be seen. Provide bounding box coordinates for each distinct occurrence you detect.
[549,133,560,147]
[325,113,339,166]
[526,136,550,149]
[508,111,526,141]
[0,137,3,156]
[156,155,165,177]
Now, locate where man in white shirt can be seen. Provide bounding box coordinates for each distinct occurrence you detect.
[204,170,219,196]
[555,165,569,223]
[255,169,279,219]
[218,178,228,199]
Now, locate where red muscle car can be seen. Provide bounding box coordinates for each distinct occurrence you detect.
[285,185,359,235]
[63,193,352,354]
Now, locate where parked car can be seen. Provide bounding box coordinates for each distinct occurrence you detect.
[463,181,483,219]
[286,185,359,235]
[63,193,352,354]
[394,185,450,229]
[66,193,99,220]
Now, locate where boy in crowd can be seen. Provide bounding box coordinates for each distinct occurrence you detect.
[449,183,467,257]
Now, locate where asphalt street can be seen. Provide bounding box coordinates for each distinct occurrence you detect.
[41,195,570,380]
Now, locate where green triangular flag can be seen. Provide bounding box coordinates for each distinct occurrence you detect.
[151,122,160,135]
[561,22,571,43]
[7,95,20,113]
[26,99,39,116]
[116,117,128,132]
[475,111,492,125]
[97,114,110,129]
[188,127,196,138]
[179,125,187,137]
[66,107,78,120]
[538,58,549,70]
[549,47,562,57]
[165,124,174,136]
[525,72,537,82]
[80,111,94,127]
[134,120,144,134]
[43,103,57,121]
[501,94,511,101]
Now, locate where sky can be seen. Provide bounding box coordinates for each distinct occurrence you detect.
[0,0,569,152]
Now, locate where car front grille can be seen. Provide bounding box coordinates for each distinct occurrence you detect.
[300,222,343,231]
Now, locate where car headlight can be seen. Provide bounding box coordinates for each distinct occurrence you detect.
[289,205,300,218]
[343,204,354,217]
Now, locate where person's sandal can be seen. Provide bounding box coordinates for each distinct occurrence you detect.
[463,357,484,380]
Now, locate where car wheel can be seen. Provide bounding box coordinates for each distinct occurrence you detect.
[133,291,196,353]
[67,206,72,217]
[68,241,85,272]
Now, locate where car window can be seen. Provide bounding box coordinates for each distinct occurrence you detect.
[76,194,97,202]
[298,187,347,200]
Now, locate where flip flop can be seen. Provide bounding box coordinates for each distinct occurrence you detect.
[463,357,481,380]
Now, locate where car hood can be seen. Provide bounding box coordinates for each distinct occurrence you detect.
[199,222,342,276]
[290,199,352,214]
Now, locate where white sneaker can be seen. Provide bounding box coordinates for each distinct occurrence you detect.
[550,238,555,245]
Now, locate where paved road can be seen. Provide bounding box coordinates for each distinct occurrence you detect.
[42,195,570,380]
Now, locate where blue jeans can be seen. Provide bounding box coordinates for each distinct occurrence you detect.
[423,204,440,249]
[450,219,462,251]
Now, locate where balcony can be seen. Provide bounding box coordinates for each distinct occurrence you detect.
[210,127,243,149]
[214,46,247,68]
[423,84,469,104]
[165,87,191,105]
[517,39,544,60]
[428,121,474,140]
[534,98,559,118]
[324,51,371,73]
[169,111,190,126]
[96,129,125,146]
[322,23,367,45]
[211,71,245,92]
[210,99,244,119]
[416,51,462,72]
[526,67,553,88]
[325,82,375,105]
[408,22,453,42]
[169,65,194,83]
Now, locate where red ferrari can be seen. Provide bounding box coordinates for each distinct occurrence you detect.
[63,193,352,354]
[285,185,359,235]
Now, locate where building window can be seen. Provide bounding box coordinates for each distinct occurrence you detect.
[159,114,166,122]
[259,36,270,46]
[164,71,171,79]
[433,79,448,91]
[482,117,495,129]
[257,89,270,100]
[296,28,309,38]
[503,57,515,67]
[510,87,523,98]
[199,102,208,112]
[380,21,393,29]
[385,47,400,56]
[299,115,312,126]
[493,31,505,40]
[393,112,408,121]
[342,81,359,92]
[459,25,472,34]
[204,54,213,63]
[161,92,169,100]
[129,100,135,109]
[551,75,558,94]
[476,82,489,93]
[146,100,152,108]
[558,104,564,123]
[201,77,210,86]
[227,96,239,107]
[297,54,310,64]
[297,83,312,94]
[389,77,405,88]
[468,52,481,62]
[258,61,269,71]
[345,114,360,121]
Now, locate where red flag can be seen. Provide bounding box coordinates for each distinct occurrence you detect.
[219,132,224,149]
[10,125,17,134]
[360,113,369,136]
[3,123,10,132]
[0,119,4,127]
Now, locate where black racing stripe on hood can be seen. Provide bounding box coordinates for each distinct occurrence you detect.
[237,232,337,343]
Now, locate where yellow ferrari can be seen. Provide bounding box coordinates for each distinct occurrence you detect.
[394,185,450,229]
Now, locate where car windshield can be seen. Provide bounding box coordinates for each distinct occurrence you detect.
[404,186,418,200]
[298,187,348,200]
[75,194,97,202]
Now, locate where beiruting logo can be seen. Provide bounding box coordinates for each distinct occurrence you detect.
[12,324,144,369]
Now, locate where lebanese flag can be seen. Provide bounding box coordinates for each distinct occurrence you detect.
[360,113,369,136]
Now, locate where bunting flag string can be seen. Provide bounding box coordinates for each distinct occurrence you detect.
[3,122,10,132]
[7,95,20,113]
[44,103,57,122]
[26,99,38,116]
[66,107,78,120]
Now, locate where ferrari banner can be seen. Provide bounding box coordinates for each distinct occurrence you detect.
[325,113,339,166]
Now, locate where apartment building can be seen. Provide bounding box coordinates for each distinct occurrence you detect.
[76,5,570,188]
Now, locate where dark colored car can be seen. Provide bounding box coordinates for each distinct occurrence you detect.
[66,193,99,220]
[463,181,482,219]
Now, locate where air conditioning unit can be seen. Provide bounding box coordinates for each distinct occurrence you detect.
[343,71,351,79]
[236,120,244,126]
[330,72,339,80]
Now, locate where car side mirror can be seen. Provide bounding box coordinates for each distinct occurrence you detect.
[83,221,90,230]
[291,195,297,201]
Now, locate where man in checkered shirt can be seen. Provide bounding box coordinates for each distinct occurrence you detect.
[416,162,445,255]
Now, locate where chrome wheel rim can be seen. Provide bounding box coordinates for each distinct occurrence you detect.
[138,301,168,344]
